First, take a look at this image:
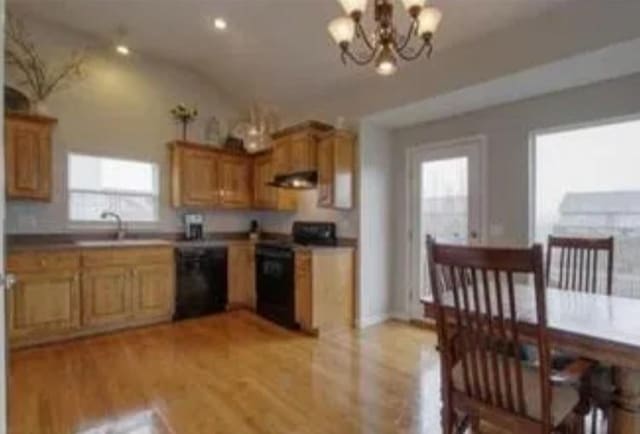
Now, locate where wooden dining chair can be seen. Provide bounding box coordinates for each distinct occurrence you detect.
[546,235,615,433]
[427,236,591,434]
[545,235,614,295]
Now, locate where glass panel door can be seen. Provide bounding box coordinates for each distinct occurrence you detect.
[408,138,485,318]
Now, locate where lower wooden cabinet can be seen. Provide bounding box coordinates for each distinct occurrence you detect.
[82,266,132,327]
[227,243,256,309]
[8,270,81,341]
[8,246,175,348]
[295,248,354,334]
[132,263,175,319]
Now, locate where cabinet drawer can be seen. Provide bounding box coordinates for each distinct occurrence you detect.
[8,251,81,273]
[82,247,173,268]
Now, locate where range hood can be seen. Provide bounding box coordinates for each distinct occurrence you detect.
[268,171,318,190]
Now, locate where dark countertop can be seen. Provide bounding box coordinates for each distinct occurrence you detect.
[7,232,357,254]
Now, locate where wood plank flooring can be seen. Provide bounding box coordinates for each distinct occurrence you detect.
[9,311,444,434]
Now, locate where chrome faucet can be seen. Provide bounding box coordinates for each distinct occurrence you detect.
[100,211,126,240]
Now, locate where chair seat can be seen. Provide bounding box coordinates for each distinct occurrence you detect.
[452,353,580,426]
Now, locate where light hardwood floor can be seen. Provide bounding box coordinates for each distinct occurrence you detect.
[9,310,444,434]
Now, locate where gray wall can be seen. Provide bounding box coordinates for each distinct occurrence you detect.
[6,16,358,238]
[357,122,393,325]
[390,72,640,316]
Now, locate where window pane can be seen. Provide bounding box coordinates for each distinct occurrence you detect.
[68,153,159,222]
[535,118,640,298]
[70,192,158,222]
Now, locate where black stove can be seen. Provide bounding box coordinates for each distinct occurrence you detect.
[255,222,337,328]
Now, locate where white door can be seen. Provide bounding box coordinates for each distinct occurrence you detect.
[407,136,486,319]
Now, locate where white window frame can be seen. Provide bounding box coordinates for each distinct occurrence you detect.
[67,152,161,225]
[528,112,640,245]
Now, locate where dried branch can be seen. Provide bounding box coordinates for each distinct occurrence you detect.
[5,12,87,103]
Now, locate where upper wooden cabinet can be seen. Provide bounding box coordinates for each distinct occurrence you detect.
[170,141,252,209]
[5,112,57,201]
[317,130,356,210]
[270,121,333,176]
[252,152,296,211]
[170,141,220,208]
[218,154,252,208]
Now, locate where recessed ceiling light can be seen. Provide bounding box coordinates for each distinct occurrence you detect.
[213,17,227,31]
[116,44,130,56]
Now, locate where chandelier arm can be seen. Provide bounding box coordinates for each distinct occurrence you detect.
[355,21,377,52]
[394,39,431,61]
[342,45,378,66]
[394,20,418,53]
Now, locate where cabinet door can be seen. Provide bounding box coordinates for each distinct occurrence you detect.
[294,251,313,331]
[132,263,175,319]
[227,244,256,308]
[5,118,52,200]
[289,132,317,173]
[8,271,80,341]
[181,147,219,206]
[316,135,334,207]
[272,136,291,175]
[253,153,277,209]
[82,267,132,327]
[219,155,252,208]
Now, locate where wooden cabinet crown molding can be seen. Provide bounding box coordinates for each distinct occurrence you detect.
[6,111,58,125]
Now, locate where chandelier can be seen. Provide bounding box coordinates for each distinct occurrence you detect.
[328,0,442,76]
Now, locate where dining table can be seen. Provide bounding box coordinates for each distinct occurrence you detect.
[421,286,640,434]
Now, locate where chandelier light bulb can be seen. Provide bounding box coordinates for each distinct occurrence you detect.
[336,0,367,18]
[375,46,398,76]
[401,0,425,17]
[328,17,356,46]
[417,6,443,36]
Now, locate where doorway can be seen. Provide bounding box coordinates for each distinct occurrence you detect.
[407,136,487,319]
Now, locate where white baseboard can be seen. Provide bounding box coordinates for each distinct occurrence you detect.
[356,312,392,329]
[356,310,414,328]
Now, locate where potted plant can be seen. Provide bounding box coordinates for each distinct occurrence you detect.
[5,13,86,115]
[171,103,198,140]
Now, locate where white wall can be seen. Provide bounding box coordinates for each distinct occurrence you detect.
[357,122,393,326]
[390,72,640,316]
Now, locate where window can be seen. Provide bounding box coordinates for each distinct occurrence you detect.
[533,117,640,297]
[68,153,159,222]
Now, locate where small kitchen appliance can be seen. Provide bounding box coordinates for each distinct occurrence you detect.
[184,213,204,240]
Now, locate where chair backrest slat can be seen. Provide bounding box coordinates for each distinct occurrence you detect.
[546,235,614,295]
[427,236,551,430]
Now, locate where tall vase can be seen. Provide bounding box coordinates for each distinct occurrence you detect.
[30,100,49,116]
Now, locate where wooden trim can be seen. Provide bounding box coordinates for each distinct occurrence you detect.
[270,120,334,139]
[5,111,58,124]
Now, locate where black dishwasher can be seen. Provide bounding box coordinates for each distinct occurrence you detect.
[174,247,228,321]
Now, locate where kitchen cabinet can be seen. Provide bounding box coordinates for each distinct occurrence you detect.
[7,245,175,348]
[132,263,175,319]
[8,270,81,342]
[218,154,252,208]
[317,130,356,209]
[227,243,256,309]
[295,248,354,334]
[252,152,296,211]
[270,121,333,176]
[5,112,56,201]
[82,266,132,327]
[170,141,220,207]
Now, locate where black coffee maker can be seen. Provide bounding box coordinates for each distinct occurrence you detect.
[184,213,204,240]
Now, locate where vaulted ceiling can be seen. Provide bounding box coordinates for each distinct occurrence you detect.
[9,0,571,109]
